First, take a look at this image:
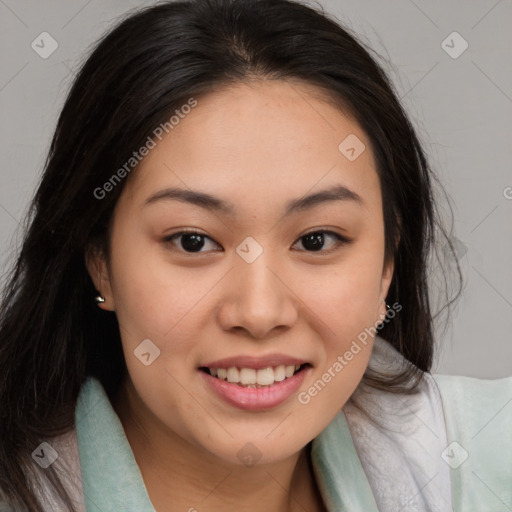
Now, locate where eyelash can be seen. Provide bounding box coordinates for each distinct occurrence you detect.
[162,228,352,255]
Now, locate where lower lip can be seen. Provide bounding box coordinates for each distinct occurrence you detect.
[200,367,310,411]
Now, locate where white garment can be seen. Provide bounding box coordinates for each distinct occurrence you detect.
[341,335,452,510]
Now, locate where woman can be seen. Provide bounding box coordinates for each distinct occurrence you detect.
[0,0,510,511]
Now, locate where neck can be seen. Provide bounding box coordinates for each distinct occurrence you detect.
[112,377,325,512]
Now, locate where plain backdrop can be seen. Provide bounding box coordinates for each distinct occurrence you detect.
[0,0,511,378]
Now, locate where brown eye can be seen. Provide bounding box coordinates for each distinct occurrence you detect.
[163,231,222,253]
[293,230,351,253]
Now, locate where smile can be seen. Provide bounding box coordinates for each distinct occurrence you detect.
[201,364,308,388]
[199,364,311,411]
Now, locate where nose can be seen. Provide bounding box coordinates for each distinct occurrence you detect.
[216,252,299,339]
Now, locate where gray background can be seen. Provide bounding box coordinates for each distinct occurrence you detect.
[0,0,510,378]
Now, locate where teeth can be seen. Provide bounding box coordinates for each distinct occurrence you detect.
[256,367,275,386]
[239,368,256,385]
[285,365,295,378]
[209,364,303,387]
[274,365,286,382]
[227,367,239,383]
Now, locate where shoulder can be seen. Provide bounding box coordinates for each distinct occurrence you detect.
[430,371,512,447]
[432,371,512,395]
[431,372,512,431]
[431,373,512,510]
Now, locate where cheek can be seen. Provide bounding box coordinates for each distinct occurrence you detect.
[310,276,376,388]
[108,246,229,396]
[298,254,384,338]
[109,230,206,336]
[280,340,373,444]
[295,245,384,397]
[323,344,372,413]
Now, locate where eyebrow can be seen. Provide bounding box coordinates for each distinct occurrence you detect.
[143,184,363,217]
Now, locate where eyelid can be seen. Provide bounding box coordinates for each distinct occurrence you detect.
[292,228,352,253]
[163,229,223,251]
[299,227,350,241]
[162,227,352,254]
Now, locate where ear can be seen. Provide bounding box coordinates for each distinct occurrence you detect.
[85,244,115,311]
[378,223,401,318]
[377,256,395,323]
[380,257,394,297]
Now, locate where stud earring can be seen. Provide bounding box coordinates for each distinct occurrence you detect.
[94,295,105,304]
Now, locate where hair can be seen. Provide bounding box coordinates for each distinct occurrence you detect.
[0,0,463,509]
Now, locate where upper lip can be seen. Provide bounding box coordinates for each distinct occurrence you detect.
[201,353,310,370]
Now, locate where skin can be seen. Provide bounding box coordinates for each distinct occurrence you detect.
[86,78,394,512]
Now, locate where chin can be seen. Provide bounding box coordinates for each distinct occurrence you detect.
[197,432,309,468]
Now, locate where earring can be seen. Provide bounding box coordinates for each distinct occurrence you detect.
[377,299,388,330]
[94,295,105,304]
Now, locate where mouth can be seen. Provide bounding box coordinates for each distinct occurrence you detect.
[199,363,311,388]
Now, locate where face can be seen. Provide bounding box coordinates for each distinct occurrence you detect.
[87,79,394,467]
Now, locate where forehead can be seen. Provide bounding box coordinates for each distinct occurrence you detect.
[121,79,380,213]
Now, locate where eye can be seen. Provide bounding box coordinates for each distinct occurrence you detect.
[163,230,222,253]
[163,229,351,255]
[292,230,351,253]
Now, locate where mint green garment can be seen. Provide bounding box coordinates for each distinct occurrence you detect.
[73,371,512,512]
[432,374,512,511]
